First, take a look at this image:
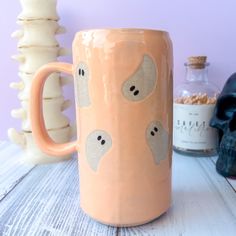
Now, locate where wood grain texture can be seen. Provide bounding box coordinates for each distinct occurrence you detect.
[0,150,117,236]
[228,178,236,192]
[0,143,35,201]
[211,156,236,192]
[119,154,236,236]
[0,143,236,236]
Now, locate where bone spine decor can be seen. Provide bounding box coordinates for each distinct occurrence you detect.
[173,56,219,156]
[8,0,75,164]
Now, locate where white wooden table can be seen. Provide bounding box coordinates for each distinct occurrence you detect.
[0,141,235,236]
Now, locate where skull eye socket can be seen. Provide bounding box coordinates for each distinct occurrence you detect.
[229,113,236,131]
[216,96,236,120]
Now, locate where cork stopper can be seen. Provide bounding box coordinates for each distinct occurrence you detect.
[187,56,207,69]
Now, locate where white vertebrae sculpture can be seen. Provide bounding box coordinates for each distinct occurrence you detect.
[18,0,59,20]
[13,20,66,47]
[8,0,74,164]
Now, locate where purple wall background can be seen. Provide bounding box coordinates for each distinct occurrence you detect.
[1,0,236,140]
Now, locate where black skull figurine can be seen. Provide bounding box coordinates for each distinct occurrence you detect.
[210,73,236,177]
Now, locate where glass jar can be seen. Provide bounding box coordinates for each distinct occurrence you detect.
[173,56,219,156]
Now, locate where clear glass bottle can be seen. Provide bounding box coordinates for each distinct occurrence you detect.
[173,56,219,156]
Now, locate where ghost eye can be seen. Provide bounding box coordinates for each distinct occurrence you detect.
[78,68,85,77]
[130,85,135,91]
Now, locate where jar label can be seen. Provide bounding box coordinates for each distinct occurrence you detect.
[173,103,218,150]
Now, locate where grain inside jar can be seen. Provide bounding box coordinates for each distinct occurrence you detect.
[173,56,219,156]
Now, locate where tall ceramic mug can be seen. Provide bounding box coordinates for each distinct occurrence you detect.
[30,28,173,226]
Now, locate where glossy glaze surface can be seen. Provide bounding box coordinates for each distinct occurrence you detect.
[73,29,173,226]
[30,28,173,226]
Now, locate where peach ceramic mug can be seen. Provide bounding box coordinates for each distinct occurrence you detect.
[30,28,173,226]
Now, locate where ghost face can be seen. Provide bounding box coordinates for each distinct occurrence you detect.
[122,55,157,101]
[75,62,91,107]
[146,121,168,165]
[86,130,112,171]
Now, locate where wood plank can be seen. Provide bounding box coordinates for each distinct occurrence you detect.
[0,142,34,200]
[1,143,235,236]
[198,157,236,215]
[0,142,15,158]
[119,153,236,236]
[211,156,236,192]
[0,141,7,146]
[0,141,9,150]
[228,178,236,192]
[0,142,23,165]
[0,143,35,201]
[0,156,117,236]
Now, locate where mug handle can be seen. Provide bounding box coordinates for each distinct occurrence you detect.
[30,62,77,156]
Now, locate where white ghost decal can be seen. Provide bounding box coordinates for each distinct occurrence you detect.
[86,130,112,171]
[146,121,168,164]
[122,55,157,101]
[75,62,91,107]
